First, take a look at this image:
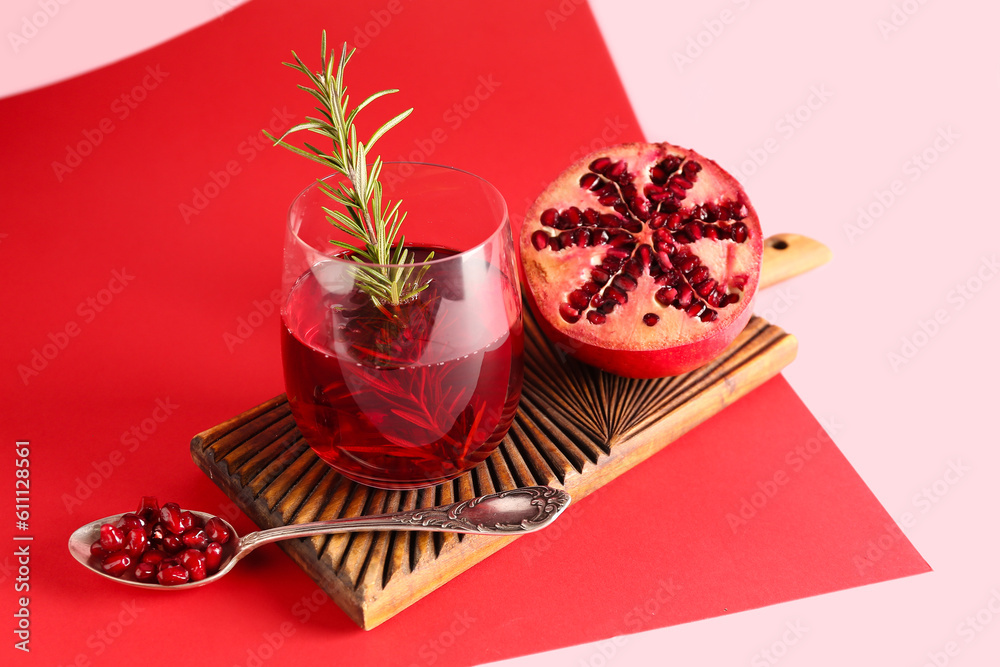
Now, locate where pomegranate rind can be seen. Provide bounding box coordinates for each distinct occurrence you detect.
[519,142,763,378]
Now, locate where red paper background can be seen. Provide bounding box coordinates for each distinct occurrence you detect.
[0,1,928,665]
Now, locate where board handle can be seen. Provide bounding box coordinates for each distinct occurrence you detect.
[758,233,832,290]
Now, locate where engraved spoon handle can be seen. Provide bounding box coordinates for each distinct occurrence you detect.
[234,486,570,557]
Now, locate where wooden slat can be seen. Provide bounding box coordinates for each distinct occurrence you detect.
[191,311,796,629]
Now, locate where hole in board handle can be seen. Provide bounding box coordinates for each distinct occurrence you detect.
[768,239,789,250]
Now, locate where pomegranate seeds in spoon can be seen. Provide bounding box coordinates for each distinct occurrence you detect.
[87,497,231,586]
[520,141,763,378]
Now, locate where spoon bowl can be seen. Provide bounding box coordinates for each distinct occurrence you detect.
[69,486,570,590]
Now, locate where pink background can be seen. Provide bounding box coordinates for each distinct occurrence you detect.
[2,0,997,665]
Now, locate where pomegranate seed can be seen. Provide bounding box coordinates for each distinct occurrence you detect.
[675,176,693,190]
[706,291,723,308]
[643,313,660,326]
[666,213,683,230]
[581,281,600,295]
[90,541,106,557]
[100,524,125,552]
[598,213,621,227]
[124,528,148,557]
[647,213,666,229]
[605,286,628,305]
[531,230,549,250]
[683,160,702,175]
[678,256,699,273]
[612,275,637,292]
[160,503,184,535]
[583,208,600,225]
[136,496,159,524]
[635,245,652,269]
[716,203,731,221]
[134,562,157,582]
[558,231,573,247]
[684,222,703,240]
[568,289,591,310]
[652,229,672,246]
[622,219,642,233]
[608,160,626,179]
[598,194,619,207]
[589,157,612,174]
[624,259,643,279]
[142,549,167,565]
[606,247,630,260]
[547,237,562,251]
[705,203,721,222]
[703,226,719,240]
[540,208,559,227]
[162,534,184,554]
[668,183,686,199]
[672,231,691,244]
[565,207,582,226]
[649,165,667,185]
[579,173,600,190]
[686,302,705,318]
[205,543,224,573]
[179,548,207,573]
[158,557,181,573]
[723,293,741,307]
[182,528,209,550]
[676,285,694,308]
[157,564,190,586]
[591,229,610,245]
[116,513,145,533]
[731,202,748,219]
[559,303,581,323]
[101,551,132,577]
[700,308,719,323]
[591,268,610,285]
[689,266,710,284]
[644,184,665,200]
[587,311,607,325]
[695,279,717,297]
[655,287,677,306]
[597,299,616,314]
[730,222,749,243]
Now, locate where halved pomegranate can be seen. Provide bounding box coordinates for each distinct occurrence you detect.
[520,142,763,378]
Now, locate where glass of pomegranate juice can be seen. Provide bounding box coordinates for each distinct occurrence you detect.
[281,163,523,489]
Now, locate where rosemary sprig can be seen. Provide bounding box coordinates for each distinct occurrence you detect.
[266,31,430,305]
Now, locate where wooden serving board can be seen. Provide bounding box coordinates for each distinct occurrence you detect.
[190,234,828,630]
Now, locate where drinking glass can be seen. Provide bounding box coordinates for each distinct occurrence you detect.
[281,162,523,489]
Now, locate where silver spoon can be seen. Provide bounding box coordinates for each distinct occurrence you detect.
[68,486,570,590]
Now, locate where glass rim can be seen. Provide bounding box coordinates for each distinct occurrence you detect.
[286,161,510,269]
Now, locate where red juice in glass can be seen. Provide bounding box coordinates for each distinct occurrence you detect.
[281,249,523,488]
